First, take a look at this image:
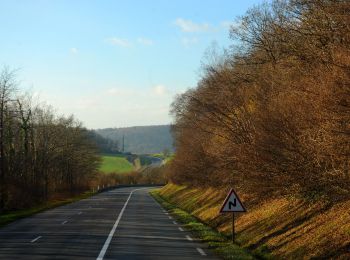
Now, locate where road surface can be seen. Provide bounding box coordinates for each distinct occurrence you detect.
[0,187,218,259]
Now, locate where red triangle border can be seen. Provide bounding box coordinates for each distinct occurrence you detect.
[219,188,246,213]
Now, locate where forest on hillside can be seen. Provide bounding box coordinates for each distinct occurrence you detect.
[168,0,350,203]
[95,125,174,154]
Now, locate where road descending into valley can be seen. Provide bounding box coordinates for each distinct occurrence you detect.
[0,187,218,259]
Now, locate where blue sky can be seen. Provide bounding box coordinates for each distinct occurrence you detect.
[0,0,264,129]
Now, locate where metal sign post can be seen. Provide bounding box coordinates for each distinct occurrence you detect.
[232,213,235,243]
[219,188,246,243]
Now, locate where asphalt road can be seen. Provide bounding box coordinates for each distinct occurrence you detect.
[0,187,218,259]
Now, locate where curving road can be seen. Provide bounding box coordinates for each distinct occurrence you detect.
[0,187,218,259]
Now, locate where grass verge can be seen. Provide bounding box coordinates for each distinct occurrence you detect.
[99,154,134,173]
[150,189,258,260]
[0,191,95,227]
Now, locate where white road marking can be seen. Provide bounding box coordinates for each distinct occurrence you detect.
[164,212,169,215]
[197,248,207,256]
[168,216,173,220]
[96,188,147,260]
[186,235,193,241]
[78,211,82,215]
[178,227,184,232]
[30,236,42,243]
[62,220,68,225]
[173,221,177,225]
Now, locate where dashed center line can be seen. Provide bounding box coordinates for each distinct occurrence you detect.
[62,220,68,225]
[30,236,42,243]
[186,235,193,241]
[178,227,184,232]
[196,248,207,256]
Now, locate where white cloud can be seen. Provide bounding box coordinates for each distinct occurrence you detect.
[152,85,167,96]
[137,37,154,46]
[70,47,78,54]
[181,37,198,47]
[174,18,211,32]
[107,37,131,47]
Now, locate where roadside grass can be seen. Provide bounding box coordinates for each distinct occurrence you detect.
[0,191,94,227]
[99,154,134,173]
[157,184,350,259]
[150,189,257,260]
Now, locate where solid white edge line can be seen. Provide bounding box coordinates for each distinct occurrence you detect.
[96,188,146,260]
[178,227,184,232]
[186,235,193,241]
[196,248,207,256]
[30,236,42,243]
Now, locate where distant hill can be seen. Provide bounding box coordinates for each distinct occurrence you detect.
[94,125,174,154]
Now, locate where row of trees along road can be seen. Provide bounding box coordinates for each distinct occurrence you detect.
[169,0,350,203]
[0,67,100,212]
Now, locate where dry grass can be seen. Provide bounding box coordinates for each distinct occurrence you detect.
[160,183,350,259]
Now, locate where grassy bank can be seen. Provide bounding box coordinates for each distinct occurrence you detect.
[99,154,134,173]
[158,184,350,259]
[0,191,95,227]
[150,189,258,260]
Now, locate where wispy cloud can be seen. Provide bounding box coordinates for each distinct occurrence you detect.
[107,37,131,47]
[174,18,211,32]
[137,37,154,46]
[220,20,240,29]
[181,37,198,47]
[70,47,78,54]
[152,85,167,96]
[220,21,232,29]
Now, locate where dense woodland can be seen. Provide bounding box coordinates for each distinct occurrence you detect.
[96,125,174,154]
[87,131,119,154]
[169,0,350,203]
[0,68,100,212]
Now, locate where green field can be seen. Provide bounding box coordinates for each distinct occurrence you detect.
[99,154,134,173]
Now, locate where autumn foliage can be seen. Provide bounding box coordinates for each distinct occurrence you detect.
[169,0,350,202]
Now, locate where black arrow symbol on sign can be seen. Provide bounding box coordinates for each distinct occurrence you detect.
[229,199,237,209]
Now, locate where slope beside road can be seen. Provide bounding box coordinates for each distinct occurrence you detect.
[0,186,218,259]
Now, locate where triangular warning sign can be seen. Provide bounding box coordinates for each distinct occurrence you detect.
[220,188,246,213]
